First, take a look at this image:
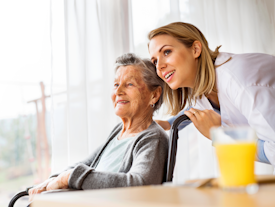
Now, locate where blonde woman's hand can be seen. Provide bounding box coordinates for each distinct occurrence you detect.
[184,108,221,139]
[28,177,55,202]
[46,169,73,191]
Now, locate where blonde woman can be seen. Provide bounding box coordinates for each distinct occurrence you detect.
[148,22,275,169]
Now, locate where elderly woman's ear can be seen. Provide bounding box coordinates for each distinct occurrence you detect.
[151,86,162,106]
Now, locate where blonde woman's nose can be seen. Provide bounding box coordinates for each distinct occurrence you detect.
[156,58,166,71]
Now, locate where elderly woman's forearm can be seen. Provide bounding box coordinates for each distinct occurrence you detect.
[68,138,168,189]
[68,164,146,189]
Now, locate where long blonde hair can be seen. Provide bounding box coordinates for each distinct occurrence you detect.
[148,22,220,115]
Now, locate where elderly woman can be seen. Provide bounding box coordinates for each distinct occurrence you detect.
[28,53,168,200]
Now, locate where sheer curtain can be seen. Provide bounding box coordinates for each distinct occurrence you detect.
[51,0,133,172]
[179,0,275,55]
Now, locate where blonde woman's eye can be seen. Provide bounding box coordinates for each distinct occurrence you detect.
[164,50,171,56]
[153,60,157,65]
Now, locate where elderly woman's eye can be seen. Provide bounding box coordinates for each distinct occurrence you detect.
[164,50,171,56]
[128,83,133,86]
[114,83,119,87]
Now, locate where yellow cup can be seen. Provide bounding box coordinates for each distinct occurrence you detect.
[211,127,257,190]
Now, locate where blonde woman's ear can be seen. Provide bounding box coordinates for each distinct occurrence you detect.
[193,40,202,58]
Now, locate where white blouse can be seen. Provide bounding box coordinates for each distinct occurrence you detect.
[193,52,275,167]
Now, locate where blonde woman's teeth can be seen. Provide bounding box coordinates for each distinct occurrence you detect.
[165,71,175,79]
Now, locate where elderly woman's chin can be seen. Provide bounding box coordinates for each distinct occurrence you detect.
[114,106,130,118]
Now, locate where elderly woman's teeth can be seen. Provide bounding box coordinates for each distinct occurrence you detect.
[165,71,175,79]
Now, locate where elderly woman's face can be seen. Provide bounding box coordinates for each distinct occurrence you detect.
[111,66,153,119]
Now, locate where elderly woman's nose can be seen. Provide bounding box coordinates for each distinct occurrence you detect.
[115,84,124,95]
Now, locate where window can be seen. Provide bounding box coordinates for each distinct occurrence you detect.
[0,1,65,206]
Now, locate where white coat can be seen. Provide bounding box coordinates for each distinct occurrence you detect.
[193,52,275,167]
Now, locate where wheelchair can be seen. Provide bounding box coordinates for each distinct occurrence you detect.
[9,115,190,207]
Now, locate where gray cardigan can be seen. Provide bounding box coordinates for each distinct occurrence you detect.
[50,121,169,190]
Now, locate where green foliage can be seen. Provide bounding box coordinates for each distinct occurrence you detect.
[0,115,37,169]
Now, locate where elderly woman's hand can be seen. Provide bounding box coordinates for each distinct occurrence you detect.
[46,169,73,191]
[184,108,221,139]
[28,177,55,202]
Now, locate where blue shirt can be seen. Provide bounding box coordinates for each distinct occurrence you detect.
[95,134,135,173]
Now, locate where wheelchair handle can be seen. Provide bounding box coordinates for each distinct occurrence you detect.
[166,114,191,182]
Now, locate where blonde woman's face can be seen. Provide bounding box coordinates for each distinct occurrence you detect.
[149,34,198,90]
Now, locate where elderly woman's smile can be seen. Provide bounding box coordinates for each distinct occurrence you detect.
[112,65,153,121]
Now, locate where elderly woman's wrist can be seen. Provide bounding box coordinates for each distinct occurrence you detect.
[68,164,94,189]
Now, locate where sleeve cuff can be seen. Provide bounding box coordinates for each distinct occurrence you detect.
[263,140,275,166]
[257,139,271,164]
[68,163,94,189]
[167,116,176,126]
[167,107,192,130]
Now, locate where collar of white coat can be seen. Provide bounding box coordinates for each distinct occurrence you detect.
[192,52,233,111]
[214,52,234,67]
[192,95,213,111]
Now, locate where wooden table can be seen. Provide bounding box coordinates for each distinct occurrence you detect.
[32,183,275,207]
